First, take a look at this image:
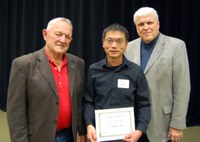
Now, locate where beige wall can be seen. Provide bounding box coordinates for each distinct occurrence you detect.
[0,110,10,142]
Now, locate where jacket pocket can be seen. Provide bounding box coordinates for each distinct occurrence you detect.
[28,127,34,135]
[163,106,172,114]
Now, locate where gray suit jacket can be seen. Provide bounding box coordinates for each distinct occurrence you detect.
[125,33,190,142]
[7,48,85,142]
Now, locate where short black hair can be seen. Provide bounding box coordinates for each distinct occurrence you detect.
[102,23,129,41]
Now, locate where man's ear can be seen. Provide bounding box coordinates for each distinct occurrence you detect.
[102,39,105,49]
[124,41,128,49]
[42,29,47,41]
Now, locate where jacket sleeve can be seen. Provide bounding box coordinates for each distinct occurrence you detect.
[170,41,190,129]
[7,58,29,142]
[77,59,86,135]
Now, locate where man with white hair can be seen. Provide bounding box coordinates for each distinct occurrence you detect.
[7,17,85,142]
[125,7,190,142]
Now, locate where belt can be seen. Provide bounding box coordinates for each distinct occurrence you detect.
[56,128,71,135]
[55,127,74,141]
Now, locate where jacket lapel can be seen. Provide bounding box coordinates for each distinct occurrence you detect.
[144,34,165,74]
[66,54,75,97]
[37,48,58,97]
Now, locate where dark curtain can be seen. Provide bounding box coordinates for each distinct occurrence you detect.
[0,0,199,126]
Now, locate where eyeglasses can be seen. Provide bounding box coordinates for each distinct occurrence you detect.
[104,38,126,46]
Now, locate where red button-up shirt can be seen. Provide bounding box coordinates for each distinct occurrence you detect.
[45,51,72,130]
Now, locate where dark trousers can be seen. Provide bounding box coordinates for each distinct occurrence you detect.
[138,133,149,142]
[55,128,74,142]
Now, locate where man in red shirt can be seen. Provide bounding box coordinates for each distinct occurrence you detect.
[7,17,85,142]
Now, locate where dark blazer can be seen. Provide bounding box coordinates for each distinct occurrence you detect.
[7,48,85,142]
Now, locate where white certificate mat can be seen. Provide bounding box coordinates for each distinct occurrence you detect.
[95,107,135,141]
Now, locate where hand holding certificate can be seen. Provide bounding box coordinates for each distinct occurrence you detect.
[95,107,135,141]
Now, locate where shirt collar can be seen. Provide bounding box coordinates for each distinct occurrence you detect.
[102,56,129,70]
[44,49,67,65]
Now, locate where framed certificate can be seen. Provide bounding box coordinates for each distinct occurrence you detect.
[95,107,135,142]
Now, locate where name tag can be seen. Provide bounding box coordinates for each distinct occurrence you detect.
[117,79,129,89]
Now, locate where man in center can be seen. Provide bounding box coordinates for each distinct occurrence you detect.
[84,23,151,142]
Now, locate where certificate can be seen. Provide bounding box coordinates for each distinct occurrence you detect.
[95,107,135,142]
